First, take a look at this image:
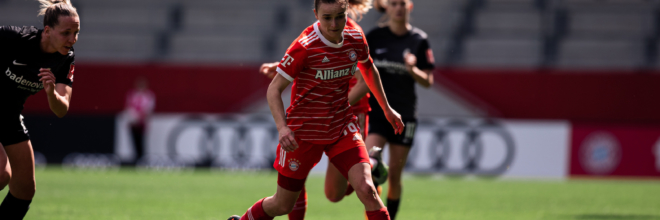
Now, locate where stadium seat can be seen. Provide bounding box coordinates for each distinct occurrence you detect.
[461,37,541,67]
[568,12,650,38]
[557,38,644,69]
[73,33,156,62]
[474,11,541,37]
[168,33,264,62]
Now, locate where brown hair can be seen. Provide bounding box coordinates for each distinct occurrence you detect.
[347,0,372,21]
[38,0,78,27]
[314,0,349,13]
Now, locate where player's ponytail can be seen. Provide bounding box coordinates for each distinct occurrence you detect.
[347,0,372,21]
[38,0,78,27]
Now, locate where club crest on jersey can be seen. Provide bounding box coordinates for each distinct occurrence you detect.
[348,50,357,62]
[315,63,358,80]
[288,159,301,171]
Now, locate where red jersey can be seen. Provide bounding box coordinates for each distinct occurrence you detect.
[125,89,155,125]
[346,18,371,114]
[276,21,373,144]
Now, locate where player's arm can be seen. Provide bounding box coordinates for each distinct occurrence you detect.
[267,73,298,152]
[358,62,404,134]
[404,52,434,88]
[403,49,433,88]
[348,71,369,105]
[406,40,435,88]
[39,68,72,118]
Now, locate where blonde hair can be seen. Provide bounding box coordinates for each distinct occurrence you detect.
[348,0,373,21]
[38,0,78,27]
[375,0,412,27]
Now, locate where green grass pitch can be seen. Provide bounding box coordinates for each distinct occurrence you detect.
[2,167,659,220]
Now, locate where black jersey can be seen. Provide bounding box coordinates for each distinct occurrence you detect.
[0,26,75,115]
[366,26,435,118]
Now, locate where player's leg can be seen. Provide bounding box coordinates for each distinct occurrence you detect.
[324,112,365,202]
[235,180,302,220]
[346,162,390,219]
[326,127,390,220]
[0,145,10,190]
[342,112,375,197]
[233,141,321,220]
[130,124,145,164]
[365,114,390,153]
[364,134,387,154]
[384,118,416,220]
[385,144,410,220]
[262,179,303,217]
[0,140,36,219]
[324,163,348,202]
[364,133,387,185]
[329,148,386,212]
[287,185,307,220]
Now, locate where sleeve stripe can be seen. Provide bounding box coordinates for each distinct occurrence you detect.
[276,67,294,82]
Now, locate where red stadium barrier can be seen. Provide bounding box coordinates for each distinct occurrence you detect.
[24,64,660,125]
[23,63,271,115]
[569,123,660,178]
[437,68,660,123]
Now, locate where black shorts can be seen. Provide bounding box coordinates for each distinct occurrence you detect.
[368,116,417,147]
[0,114,30,147]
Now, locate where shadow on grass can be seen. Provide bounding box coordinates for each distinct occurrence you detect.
[574,214,660,220]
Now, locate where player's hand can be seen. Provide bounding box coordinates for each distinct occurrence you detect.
[260,62,279,79]
[38,68,56,94]
[384,107,405,135]
[278,126,299,152]
[403,50,417,73]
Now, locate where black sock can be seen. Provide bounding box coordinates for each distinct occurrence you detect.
[387,199,400,220]
[0,191,32,220]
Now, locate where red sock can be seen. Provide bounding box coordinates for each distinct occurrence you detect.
[344,182,355,196]
[288,187,307,220]
[366,207,390,220]
[241,198,274,220]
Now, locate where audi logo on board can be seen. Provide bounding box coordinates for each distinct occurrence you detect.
[412,119,515,177]
[163,115,516,177]
[166,115,278,168]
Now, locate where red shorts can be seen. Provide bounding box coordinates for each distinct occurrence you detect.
[274,122,370,181]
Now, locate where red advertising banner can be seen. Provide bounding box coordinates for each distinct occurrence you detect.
[22,63,270,115]
[570,123,660,178]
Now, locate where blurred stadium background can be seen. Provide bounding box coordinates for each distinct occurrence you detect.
[2,0,660,219]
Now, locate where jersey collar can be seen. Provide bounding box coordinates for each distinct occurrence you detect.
[314,22,344,48]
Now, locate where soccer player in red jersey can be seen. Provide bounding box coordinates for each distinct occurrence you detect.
[229,0,403,219]
[258,1,375,219]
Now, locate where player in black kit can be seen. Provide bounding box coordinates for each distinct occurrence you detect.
[0,0,79,219]
[365,0,435,219]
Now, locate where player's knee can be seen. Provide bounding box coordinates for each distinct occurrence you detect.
[354,180,377,197]
[20,181,36,199]
[325,192,344,203]
[389,172,402,184]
